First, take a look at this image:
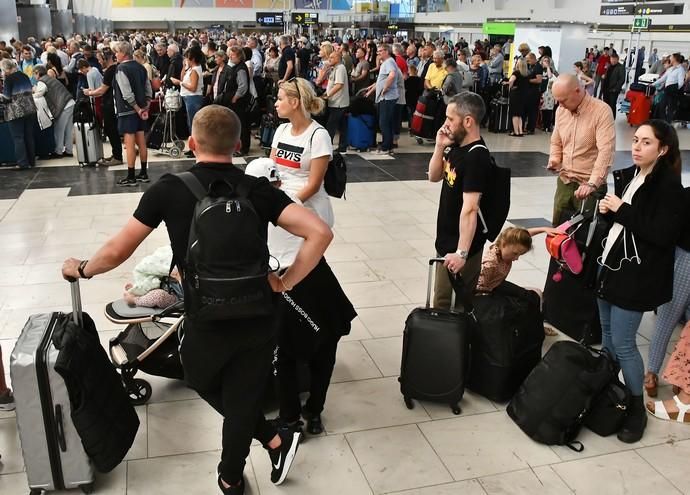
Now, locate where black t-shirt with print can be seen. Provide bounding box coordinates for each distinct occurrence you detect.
[528,63,544,95]
[278,46,296,80]
[435,139,492,257]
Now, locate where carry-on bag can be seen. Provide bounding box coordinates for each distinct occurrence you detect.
[75,122,103,167]
[11,281,95,495]
[507,341,619,451]
[347,114,376,151]
[543,204,608,344]
[468,285,544,402]
[411,90,443,140]
[583,378,631,437]
[488,98,510,133]
[626,86,653,126]
[399,259,475,415]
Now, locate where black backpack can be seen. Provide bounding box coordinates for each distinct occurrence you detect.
[308,127,348,199]
[469,144,510,241]
[507,341,619,451]
[73,93,95,124]
[176,172,273,321]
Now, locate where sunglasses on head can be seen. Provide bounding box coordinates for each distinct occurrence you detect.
[287,77,301,101]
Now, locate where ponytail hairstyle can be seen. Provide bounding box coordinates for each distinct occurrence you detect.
[279,77,325,119]
[641,119,682,176]
[495,227,533,252]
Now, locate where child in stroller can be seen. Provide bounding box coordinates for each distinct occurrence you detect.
[105,246,185,405]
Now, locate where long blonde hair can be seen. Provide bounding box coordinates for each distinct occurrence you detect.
[279,77,325,118]
[515,58,529,77]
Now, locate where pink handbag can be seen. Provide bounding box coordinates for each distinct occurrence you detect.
[545,214,585,282]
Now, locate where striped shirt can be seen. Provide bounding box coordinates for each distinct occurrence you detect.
[549,93,615,187]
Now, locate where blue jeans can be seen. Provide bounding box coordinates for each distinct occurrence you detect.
[377,99,397,152]
[183,95,205,132]
[597,298,645,395]
[8,116,36,168]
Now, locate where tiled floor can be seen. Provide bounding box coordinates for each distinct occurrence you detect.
[1,116,689,494]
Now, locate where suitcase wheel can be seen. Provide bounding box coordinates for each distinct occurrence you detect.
[451,404,462,415]
[169,146,182,159]
[128,378,153,405]
[80,483,95,494]
[415,138,423,145]
[30,489,42,495]
[404,396,414,410]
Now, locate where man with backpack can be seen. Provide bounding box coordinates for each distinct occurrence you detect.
[428,91,493,309]
[61,104,334,495]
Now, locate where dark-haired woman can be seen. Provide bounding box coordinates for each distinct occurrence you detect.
[171,47,203,157]
[597,119,685,443]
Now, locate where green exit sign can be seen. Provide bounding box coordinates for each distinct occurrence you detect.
[633,17,651,29]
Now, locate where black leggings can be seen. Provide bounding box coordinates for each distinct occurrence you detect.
[195,336,276,484]
[103,105,122,160]
[277,330,341,422]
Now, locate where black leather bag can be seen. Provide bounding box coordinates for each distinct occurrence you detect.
[584,378,630,437]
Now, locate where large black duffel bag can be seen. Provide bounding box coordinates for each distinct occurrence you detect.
[507,341,618,451]
[468,283,544,402]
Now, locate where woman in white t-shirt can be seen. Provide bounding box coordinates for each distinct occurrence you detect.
[267,78,356,436]
[271,77,334,234]
[170,46,204,157]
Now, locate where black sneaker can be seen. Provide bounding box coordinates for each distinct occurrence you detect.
[217,466,245,495]
[302,410,323,435]
[117,177,138,187]
[268,430,302,485]
[135,173,150,183]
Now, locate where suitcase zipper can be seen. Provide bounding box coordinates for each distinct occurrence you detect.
[35,312,66,490]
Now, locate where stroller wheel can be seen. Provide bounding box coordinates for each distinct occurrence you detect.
[415,137,423,145]
[169,146,182,159]
[128,378,153,405]
[174,140,186,151]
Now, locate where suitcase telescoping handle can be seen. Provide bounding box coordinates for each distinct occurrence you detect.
[68,279,83,327]
[426,258,475,316]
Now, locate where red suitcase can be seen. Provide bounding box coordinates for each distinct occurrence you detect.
[626,88,652,127]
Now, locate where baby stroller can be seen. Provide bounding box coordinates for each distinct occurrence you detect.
[146,89,186,158]
[105,299,185,405]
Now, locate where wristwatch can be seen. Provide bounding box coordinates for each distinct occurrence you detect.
[455,249,469,260]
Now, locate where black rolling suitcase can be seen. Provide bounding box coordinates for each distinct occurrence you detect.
[488,85,510,133]
[468,284,545,402]
[543,205,608,345]
[399,258,474,415]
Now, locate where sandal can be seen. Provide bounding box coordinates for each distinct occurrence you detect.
[646,395,690,423]
[644,372,658,398]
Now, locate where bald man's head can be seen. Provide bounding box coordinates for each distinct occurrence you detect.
[552,74,585,112]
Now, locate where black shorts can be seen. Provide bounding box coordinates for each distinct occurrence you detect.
[118,113,147,135]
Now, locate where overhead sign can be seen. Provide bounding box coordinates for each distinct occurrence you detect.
[291,12,319,25]
[633,17,651,29]
[483,22,516,35]
[387,24,399,31]
[636,3,684,15]
[600,4,635,15]
[256,12,285,27]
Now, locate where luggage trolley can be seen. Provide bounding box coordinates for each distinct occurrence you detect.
[148,89,186,158]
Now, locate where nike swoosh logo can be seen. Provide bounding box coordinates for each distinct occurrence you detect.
[273,452,282,470]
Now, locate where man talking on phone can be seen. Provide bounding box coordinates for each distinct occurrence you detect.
[428,91,491,309]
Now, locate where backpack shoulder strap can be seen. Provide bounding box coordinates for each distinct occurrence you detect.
[468,144,488,153]
[176,171,206,201]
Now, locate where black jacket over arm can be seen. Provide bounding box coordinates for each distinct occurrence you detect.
[211,65,231,106]
[596,164,685,311]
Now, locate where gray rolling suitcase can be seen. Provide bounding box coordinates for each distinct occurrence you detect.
[10,281,95,495]
[74,122,103,168]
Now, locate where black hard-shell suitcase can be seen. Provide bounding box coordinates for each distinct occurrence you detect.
[468,284,545,402]
[399,258,474,415]
[488,99,510,133]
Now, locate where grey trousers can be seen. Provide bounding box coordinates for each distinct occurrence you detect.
[53,109,73,155]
